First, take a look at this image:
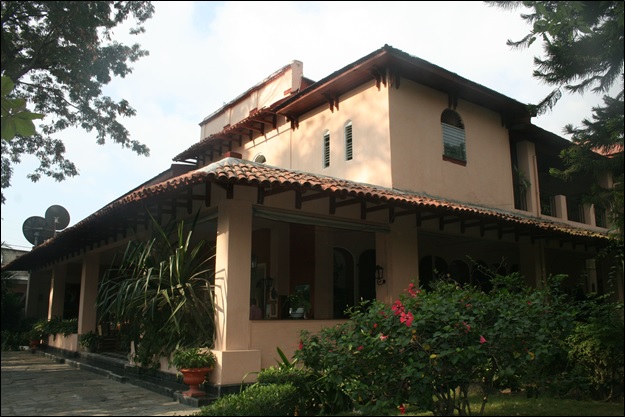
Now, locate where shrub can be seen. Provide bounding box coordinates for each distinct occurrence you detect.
[41,316,78,339]
[295,274,580,416]
[1,330,28,351]
[563,294,624,401]
[197,382,299,416]
[256,365,321,415]
[79,331,103,351]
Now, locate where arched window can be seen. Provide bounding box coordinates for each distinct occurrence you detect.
[344,121,353,161]
[323,130,330,168]
[441,109,466,162]
[253,153,266,164]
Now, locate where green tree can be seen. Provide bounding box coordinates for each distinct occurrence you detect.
[486,1,624,240]
[0,1,155,204]
[1,75,43,140]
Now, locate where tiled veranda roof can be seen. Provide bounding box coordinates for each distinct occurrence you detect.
[2,158,610,271]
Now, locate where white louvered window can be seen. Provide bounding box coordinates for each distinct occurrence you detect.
[441,109,466,162]
[323,130,330,168]
[345,121,353,161]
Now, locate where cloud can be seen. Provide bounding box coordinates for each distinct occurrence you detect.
[1,1,609,249]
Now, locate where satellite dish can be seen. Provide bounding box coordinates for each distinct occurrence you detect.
[45,205,70,232]
[22,216,54,246]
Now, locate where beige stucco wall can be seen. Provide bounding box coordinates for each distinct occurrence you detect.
[388,80,516,209]
[241,120,292,168]
[249,319,347,375]
[290,81,393,187]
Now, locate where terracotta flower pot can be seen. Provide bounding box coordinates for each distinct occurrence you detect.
[180,367,212,397]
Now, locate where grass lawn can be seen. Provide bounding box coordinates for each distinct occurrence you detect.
[404,390,624,416]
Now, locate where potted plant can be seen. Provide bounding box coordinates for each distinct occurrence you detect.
[171,347,217,397]
[286,288,311,319]
[79,331,102,353]
[27,319,49,350]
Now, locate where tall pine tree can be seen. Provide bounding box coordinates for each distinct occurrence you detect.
[487,1,623,241]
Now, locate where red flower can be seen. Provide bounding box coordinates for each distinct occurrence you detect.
[479,335,487,344]
[400,311,414,327]
[392,300,404,316]
[380,334,388,341]
[373,323,378,329]
[398,404,406,414]
[407,283,422,297]
[357,345,363,351]
[298,340,303,350]
[463,321,471,333]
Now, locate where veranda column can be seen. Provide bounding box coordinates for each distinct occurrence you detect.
[47,264,67,319]
[519,239,547,289]
[25,269,51,318]
[212,199,260,386]
[515,141,539,216]
[378,216,419,304]
[77,252,99,334]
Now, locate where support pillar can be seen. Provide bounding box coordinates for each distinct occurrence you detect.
[585,259,598,294]
[554,195,567,221]
[48,264,67,319]
[515,141,539,215]
[519,240,547,288]
[378,216,418,304]
[212,199,260,386]
[78,253,99,335]
[25,270,51,319]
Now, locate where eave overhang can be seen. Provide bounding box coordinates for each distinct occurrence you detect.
[2,158,610,272]
[274,44,532,128]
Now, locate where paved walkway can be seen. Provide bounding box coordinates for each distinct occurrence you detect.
[1,351,198,416]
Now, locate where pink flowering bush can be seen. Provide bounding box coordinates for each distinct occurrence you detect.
[295,274,579,416]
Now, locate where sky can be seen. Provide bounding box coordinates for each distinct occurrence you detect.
[0,1,611,251]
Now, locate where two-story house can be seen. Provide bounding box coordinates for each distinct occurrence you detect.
[2,45,620,393]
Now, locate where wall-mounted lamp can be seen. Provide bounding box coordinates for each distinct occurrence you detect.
[375,265,385,286]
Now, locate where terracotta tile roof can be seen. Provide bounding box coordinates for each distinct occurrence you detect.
[2,158,610,272]
[100,157,610,238]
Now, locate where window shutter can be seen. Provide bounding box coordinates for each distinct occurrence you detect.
[323,132,330,168]
[345,123,353,161]
[442,123,466,161]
